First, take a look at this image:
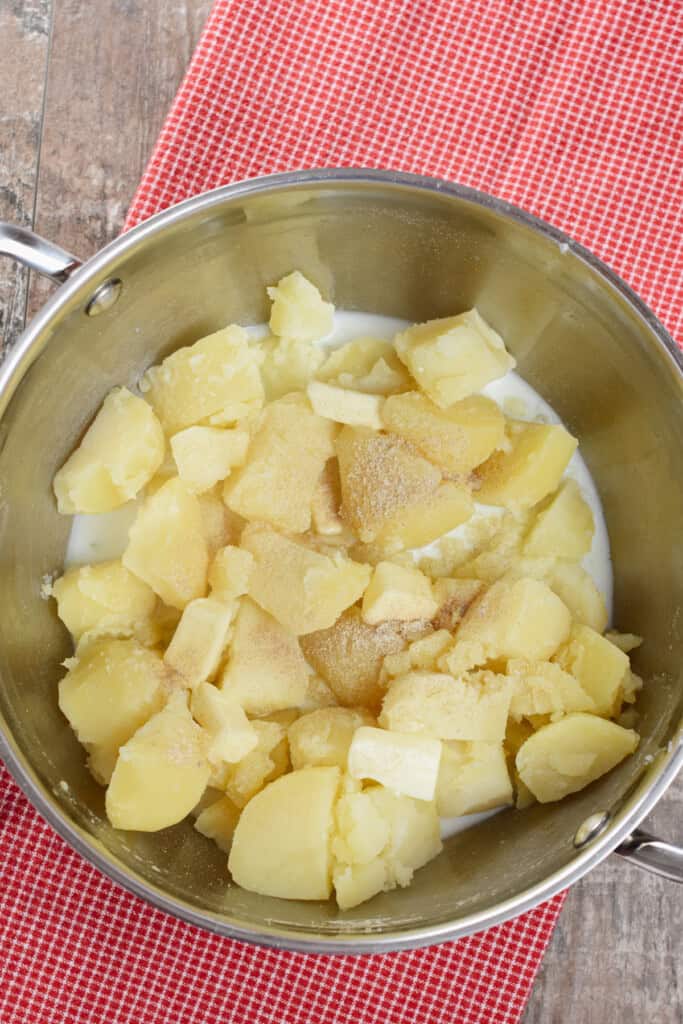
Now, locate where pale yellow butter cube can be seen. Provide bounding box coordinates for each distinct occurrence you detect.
[268,271,334,342]
[347,726,442,801]
[229,766,340,899]
[524,478,594,558]
[394,310,515,408]
[208,545,253,601]
[307,380,385,429]
[140,325,264,434]
[164,597,234,688]
[54,388,165,514]
[436,741,513,817]
[380,670,512,742]
[553,623,629,717]
[51,560,157,644]
[190,682,257,763]
[288,707,375,770]
[475,420,578,510]
[194,794,241,853]
[362,561,437,624]
[170,426,250,493]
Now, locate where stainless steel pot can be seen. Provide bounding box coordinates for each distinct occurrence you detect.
[0,169,681,953]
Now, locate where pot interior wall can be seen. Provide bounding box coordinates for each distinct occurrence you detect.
[0,180,681,941]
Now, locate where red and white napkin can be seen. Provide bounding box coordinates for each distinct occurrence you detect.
[2,2,682,1022]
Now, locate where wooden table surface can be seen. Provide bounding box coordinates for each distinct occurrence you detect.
[1,3,681,1021]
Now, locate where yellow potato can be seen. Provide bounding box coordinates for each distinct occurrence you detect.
[382,392,505,473]
[375,482,474,554]
[394,310,515,407]
[51,560,157,644]
[317,336,412,395]
[524,479,594,558]
[553,624,629,717]
[164,597,235,688]
[123,478,209,609]
[436,741,512,818]
[54,388,165,513]
[241,524,371,635]
[220,597,308,714]
[217,719,289,807]
[507,659,595,719]
[516,713,639,803]
[307,381,385,429]
[267,271,334,342]
[170,426,250,493]
[228,766,340,899]
[288,707,375,770]
[191,682,257,763]
[362,561,437,625]
[547,562,608,632]
[431,578,484,631]
[140,325,264,434]
[381,630,452,681]
[347,725,442,800]
[194,795,241,853]
[299,671,339,711]
[380,670,512,742]
[259,335,325,401]
[223,394,336,534]
[475,421,578,510]
[310,458,344,536]
[208,545,253,601]
[106,691,211,831]
[198,487,244,558]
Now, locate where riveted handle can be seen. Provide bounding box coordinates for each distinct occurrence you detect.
[616,830,683,882]
[0,222,81,283]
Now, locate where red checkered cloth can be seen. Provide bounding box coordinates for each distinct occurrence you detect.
[2,1,682,1022]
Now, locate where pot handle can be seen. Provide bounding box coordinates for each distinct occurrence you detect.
[616,830,683,882]
[0,222,81,283]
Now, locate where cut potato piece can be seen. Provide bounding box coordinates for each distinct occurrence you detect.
[475,421,577,510]
[307,381,384,429]
[362,561,437,625]
[318,336,412,395]
[123,478,208,610]
[553,624,629,717]
[242,524,371,635]
[191,682,257,763]
[332,788,391,866]
[432,578,484,631]
[140,325,264,434]
[259,335,325,401]
[524,479,594,558]
[547,562,608,632]
[208,545,253,601]
[333,860,389,911]
[436,741,512,817]
[336,426,441,543]
[382,630,452,681]
[51,560,157,644]
[58,638,167,752]
[380,670,512,742]
[106,692,210,831]
[366,786,442,887]
[164,597,234,688]
[228,766,340,899]
[376,482,474,554]
[220,597,308,714]
[199,487,243,558]
[348,726,442,800]
[170,426,249,493]
[451,578,571,669]
[54,388,164,514]
[507,659,595,719]
[382,392,504,473]
[267,271,334,342]
[311,458,344,536]
[194,795,241,853]
[223,394,336,534]
[516,713,638,803]
[299,671,339,711]
[301,607,408,709]
[86,744,120,786]
[605,631,643,654]
[394,310,515,407]
[218,720,289,807]
[288,707,375,769]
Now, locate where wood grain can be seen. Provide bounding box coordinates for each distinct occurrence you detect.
[0,2,681,1021]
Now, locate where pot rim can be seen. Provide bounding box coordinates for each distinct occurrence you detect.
[0,167,681,953]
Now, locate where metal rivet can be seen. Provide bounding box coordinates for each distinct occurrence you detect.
[85,278,122,317]
[574,811,610,849]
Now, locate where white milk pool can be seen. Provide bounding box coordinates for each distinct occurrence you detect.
[65,311,614,840]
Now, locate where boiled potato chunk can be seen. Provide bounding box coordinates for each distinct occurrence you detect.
[194,794,241,853]
[140,325,264,434]
[547,562,608,632]
[432,577,484,631]
[164,597,234,687]
[524,479,594,558]
[382,392,504,473]
[377,482,474,554]
[450,578,571,669]
[208,545,253,601]
[198,487,244,558]
[380,670,512,742]
[318,336,412,395]
[228,766,340,899]
[301,607,408,710]
[242,524,371,635]
[54,388,164,513]
[223,394,336,534]
[366,786,442,887]
[332,860,389,911]
[259,335,325,401]
[553,624,629,717]
[191,682,257,763]
[288,707,375,770]
[311,458,344,536]
[170,426,249,493]
[58,638,167,752]
[332,787,390,866]
[347,726,442,801]
[307,381,384,429]
[299,671,339,711]
[51,560,157,643]
[106,691,211,830]
[507,659,595,719]
[267,271,334,342]
[362,561,437,625]
[516,713,638,803]
[394,310,515,407]
[475,420,578,510]
[220,596,308,714]
[123,478,208,609]
[218,720,289,807]
[381,630,452,681]
[436,741,512,817]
